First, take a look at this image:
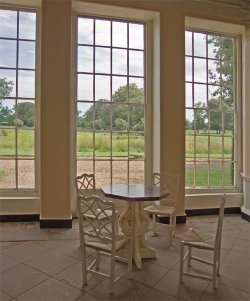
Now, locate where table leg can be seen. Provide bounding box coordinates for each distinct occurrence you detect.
[119,201,156,269]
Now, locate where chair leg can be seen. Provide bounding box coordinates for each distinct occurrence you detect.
[109,250,116,294]
[152,213,158,236]
[179,242,184,283]
[81,246,87,285]
[188,246,192,267]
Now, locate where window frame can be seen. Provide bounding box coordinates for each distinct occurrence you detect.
[0,4,41,197]
[185,17,243,194]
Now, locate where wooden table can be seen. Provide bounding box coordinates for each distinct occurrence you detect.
[102,183,169,269]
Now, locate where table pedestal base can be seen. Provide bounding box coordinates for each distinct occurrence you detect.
[119,202,156,269]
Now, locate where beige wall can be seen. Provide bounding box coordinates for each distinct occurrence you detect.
[0,0,248,219]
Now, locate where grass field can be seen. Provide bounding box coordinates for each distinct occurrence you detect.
[0,129,235,186]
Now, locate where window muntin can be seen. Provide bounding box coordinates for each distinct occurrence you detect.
[185,30,236,188]
[76,16,145,188]
[0,8,37,190]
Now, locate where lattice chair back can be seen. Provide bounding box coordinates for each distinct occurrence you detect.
[153,172,179,205]
[75,173,95,197]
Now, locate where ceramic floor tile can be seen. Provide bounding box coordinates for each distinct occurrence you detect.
[0,291,13,301]
[139,287,183,300]
[232,238,250,254]
[1,241,50,262]
[14,229,50,241]
[25,250,78,276]
[0,253,20,272]
[17,277,83,301]
[0,264,49,298]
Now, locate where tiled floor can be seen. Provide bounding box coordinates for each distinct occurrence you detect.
[0,214,249,301]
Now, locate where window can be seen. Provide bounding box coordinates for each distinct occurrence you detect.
[0,8,37,191]
[76,16,146,188]
[185,29,237,188]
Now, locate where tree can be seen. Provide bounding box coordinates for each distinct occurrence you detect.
[0,78,14,127]
[15,102,35,127]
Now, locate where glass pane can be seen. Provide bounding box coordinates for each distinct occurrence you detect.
[194,58,207,83]
[194,109,207,133]
[112,104,128,131]
[210,136,222,159]
[113,21,127,48]
[0,10,17,38]
[112,160,128,183]
[16,100,35,127]
[185,31,192,56]
[210,111,222,134]
[18,159,35,188]
[129,160,144,184]
[112,76,127,98]
[186,134,194,158]
[95,19,110,46]
[18,70,35,98]
[77,74,93,100]
[194,84,207,106]
[129,23,144,49]
[185,56,192,82]
[186,109,194,132]
[0,40,16,68]
[129,83,144,104]
[19,41,35,69]
[185,161,194,187]
[208,85,219,102]
[77,131,93,158]
[77,159,93,175]
[95,132,111,157]
[129,133,144,158]
[78,18,93,45]
[95,47,110,74]
[222,87,234,109]
[224,112,234,135]
[194,33,206,57]
[112,133,128,157]
[185,83,193,107]
[129,105,144,131]
[112,49,127,75]
[95,160,111,188]
[0,99,15,126]
[196,136,208,159]
[129,50,143,76]
[19,12,36,40]
[129,77,144,94]
[224,136,233,159]
[0,159,16,188]
[0,128,16,156]
[221,60,233,85]
[94,103,110,130]
[77,102,93,130]
[224,161,234,186]
[77,46,93,73]
[208,60,220,85]
[195,161,208,186]
[95,75,110,101]
[17,129,34,157]
[0,69,16,97]
[209,161,222,186]
[207,35,218,59]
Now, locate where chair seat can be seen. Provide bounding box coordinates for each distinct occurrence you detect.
[144,204,176,216]
[176,228,216,250]
[85,233,130,252]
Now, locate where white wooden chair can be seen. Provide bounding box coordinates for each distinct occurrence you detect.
[178,195,225,289]
[144,172,179,246]
[77,194,132,294]
[75,173,119,235]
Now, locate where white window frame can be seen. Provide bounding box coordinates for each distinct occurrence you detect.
[71,2,160,201]
[185,17,244,194]
[0,1,41,198]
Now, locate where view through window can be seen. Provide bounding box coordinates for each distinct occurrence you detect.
[185,30,236,188]
[0,8,37,190]
[76,17,145,188]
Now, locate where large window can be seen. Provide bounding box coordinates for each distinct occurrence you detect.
[76,16,145,187]
[185,30,237,188]
[0,8,37,191]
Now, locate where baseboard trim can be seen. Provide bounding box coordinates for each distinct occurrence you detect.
[186,207,241,216]
[241,211,250,222]
[0,214,40,223]
[40,219,72,228]
[156,215,186,224]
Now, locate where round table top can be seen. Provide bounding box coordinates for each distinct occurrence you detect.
[101,183,169,201]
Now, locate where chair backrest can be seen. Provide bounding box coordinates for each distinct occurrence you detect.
[215,195,225,249]
[153,172,179,204]
[75,173,95,197]
[78,194,116,245]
